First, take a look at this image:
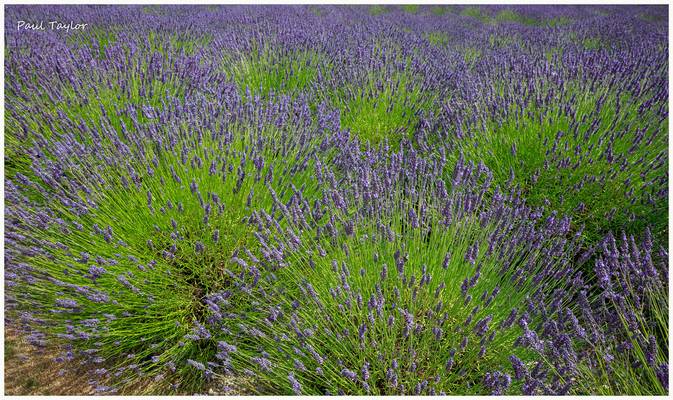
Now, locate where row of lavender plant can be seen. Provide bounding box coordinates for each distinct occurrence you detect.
[195,135,667,394]
[5,89,341,393]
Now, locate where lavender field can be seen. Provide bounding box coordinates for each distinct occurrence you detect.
[4,4,669,396]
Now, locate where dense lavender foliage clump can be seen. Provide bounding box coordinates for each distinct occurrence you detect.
[510,228,669,395]
[4,4,668,395]
[221,143,588,394]
[5,93,340,392]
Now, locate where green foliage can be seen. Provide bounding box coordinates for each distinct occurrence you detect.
[544,46,564,64]
[4,339,16,360]
[447,84,668,244]
[573,286,667,395]
[9,75,180,133]
[494,10,538,26]
[142,5,164,15]
[369,5,390,16]
[334,69,435,148]
[145,31,213,56]
[571,233,668,395]
[66,27,118,58]
[425,31,450,47]
[309,5,323,16]
[460,6,489,22]
[461,8,540,27]
[401,5,419,14]
[223,45,326,100]
[462,47,482,66]
[582,37,602,50]
[170,34,213,56]
[488,34,520,48]
[546,16,572,28]
[639,12,666,23]
[4,130,32,179]
[23,378,39,391]
[431,6,450,16]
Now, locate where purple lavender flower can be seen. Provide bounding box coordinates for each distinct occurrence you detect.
[656,363,668,390]
[288,372,302,395]
[484,371,511,395]
[341,368,358,382]
[361,361,370,381]
[509,355,528,380]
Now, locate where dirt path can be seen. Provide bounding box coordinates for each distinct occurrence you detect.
[4,326,95,395]
[5,325,256,395]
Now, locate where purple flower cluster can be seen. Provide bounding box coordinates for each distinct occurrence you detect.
[509,230,668,394]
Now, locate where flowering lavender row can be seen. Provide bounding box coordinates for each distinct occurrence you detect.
[516,229,668,395]
[220,148,585,395]
[4,4,668,395]
[5,90,341,392]
[431,20,668,243]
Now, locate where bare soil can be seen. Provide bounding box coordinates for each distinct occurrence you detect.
[4,326,95,395]
[4,325,256,395]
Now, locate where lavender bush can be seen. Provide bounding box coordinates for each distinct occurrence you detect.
[217,144,585,394]
[5,91,340,392]
[4,4,668,395]
[515,229,668,395]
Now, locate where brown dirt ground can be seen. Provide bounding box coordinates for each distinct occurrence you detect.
[4,326,96,395]
[4,326,256,395]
